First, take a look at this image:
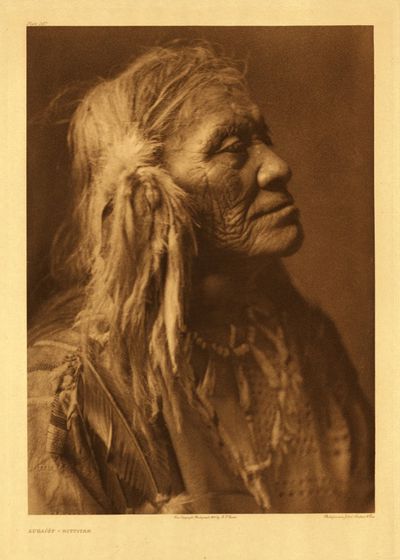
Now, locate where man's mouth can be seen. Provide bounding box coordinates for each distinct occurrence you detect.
[249,196,296,222]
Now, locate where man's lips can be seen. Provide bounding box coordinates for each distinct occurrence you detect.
[249,196,297,222]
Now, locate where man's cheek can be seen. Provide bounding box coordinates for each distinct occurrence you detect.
[207,166,245,206]
[192,167,249,240]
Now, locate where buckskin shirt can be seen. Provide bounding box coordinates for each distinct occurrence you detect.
[28,293,374,514]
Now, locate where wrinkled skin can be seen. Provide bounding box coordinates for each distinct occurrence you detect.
[163,89,303,260]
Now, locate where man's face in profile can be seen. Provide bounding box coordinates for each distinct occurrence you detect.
[163,86,304,259]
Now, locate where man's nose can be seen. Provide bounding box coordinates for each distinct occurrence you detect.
[256,146,292,191]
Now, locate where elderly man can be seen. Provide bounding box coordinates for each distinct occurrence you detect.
[28,43,374,514]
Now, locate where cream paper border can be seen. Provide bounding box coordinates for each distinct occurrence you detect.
[2,1,399,559]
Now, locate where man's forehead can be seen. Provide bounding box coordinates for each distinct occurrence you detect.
[193,86,260,115]
[205,102,263,126]
[180,83,261,120]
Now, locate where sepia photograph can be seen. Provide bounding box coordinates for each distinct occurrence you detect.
[27,26,374,515]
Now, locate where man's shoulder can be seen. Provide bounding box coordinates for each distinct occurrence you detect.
[286,291,340,343]
[28,289,83,384]
[28,289,81,400]
[28,332,80,409]
[285,292,360,383]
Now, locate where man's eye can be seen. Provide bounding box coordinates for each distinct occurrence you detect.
[217,138,247,154]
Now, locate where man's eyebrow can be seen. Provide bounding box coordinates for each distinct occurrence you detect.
[203,117,272,153]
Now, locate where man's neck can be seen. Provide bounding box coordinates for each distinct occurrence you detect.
[189,250,281,329]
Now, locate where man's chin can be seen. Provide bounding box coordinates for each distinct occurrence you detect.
[279,226,304,257]
[250,223,304,258]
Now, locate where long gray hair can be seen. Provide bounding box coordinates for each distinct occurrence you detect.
[50,43,249,431]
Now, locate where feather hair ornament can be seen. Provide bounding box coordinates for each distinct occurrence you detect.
[79,128,197,441]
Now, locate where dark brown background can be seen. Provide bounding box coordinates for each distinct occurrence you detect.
[27,26,374,402]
